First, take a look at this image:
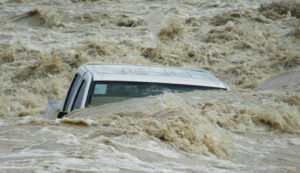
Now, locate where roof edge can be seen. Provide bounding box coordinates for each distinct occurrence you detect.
[83,62,209,74]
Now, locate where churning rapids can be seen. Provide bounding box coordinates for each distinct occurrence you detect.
[0,0,300,172]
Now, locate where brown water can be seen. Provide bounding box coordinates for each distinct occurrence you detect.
[0,0,300,172]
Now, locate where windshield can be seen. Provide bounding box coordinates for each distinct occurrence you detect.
[88,82,222,106]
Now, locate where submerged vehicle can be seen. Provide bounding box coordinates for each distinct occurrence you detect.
[44,63,229,119]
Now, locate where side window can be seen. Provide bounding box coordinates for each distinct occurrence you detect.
[63,74,80,111]
[72,80,87,110]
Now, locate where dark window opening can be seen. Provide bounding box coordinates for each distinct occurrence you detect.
[72,80,87,110]
[63,74,80,111]
[89,81,223,107]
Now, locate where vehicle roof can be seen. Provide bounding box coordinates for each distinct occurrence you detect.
[81,62,228,89]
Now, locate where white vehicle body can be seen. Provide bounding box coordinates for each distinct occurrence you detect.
[44,63,229,119]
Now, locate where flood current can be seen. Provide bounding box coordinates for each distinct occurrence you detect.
[0,0,299,172]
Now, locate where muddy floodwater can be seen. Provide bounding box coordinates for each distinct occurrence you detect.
[0,0,300,172]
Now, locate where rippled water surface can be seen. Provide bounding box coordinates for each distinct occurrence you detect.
[0,0,300,172]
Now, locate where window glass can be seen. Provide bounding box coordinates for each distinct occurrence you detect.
[94,84,107,94]
[72,80,87,110]
[89,82,222,107]
[63,74,80,111]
